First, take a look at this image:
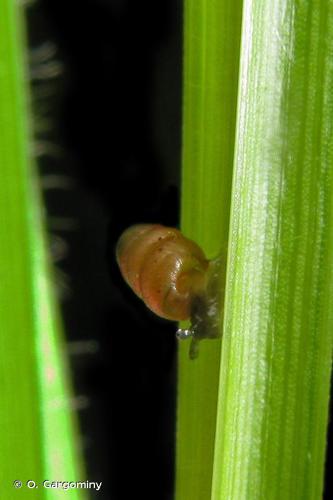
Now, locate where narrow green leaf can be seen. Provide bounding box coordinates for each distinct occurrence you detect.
[0,1,85,497]
[213,1,333,499]
[176,1,242,499]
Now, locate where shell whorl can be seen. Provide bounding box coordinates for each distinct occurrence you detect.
[116,224,209,321]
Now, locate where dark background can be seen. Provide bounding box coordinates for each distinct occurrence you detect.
[28,1,181,499]
[27,1,332,499]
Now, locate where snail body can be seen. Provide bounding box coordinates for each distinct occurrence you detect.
[116,224,224,358]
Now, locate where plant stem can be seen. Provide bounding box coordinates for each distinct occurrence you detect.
[176,1,242,498]
[213,1,333,498]
[0,2,85,496]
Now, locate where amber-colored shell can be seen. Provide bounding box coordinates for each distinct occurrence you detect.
[116,224,209,321]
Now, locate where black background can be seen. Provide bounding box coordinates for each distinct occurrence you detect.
[28,1,181,499]
[27,1,332,499]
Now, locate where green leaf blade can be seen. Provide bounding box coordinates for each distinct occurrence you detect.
[0,2,86,497]
[176,1,242,499]
[213,1,333,499]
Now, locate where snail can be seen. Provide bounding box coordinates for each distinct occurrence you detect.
[116,224,224,358]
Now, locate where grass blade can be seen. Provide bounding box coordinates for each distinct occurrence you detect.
[0,2,85,496]
[213,1,333,499]
[176,1,242,498]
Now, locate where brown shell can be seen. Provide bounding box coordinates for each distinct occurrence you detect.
[116,224,209,321]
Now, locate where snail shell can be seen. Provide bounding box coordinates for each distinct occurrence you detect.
[116,224,209,321]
